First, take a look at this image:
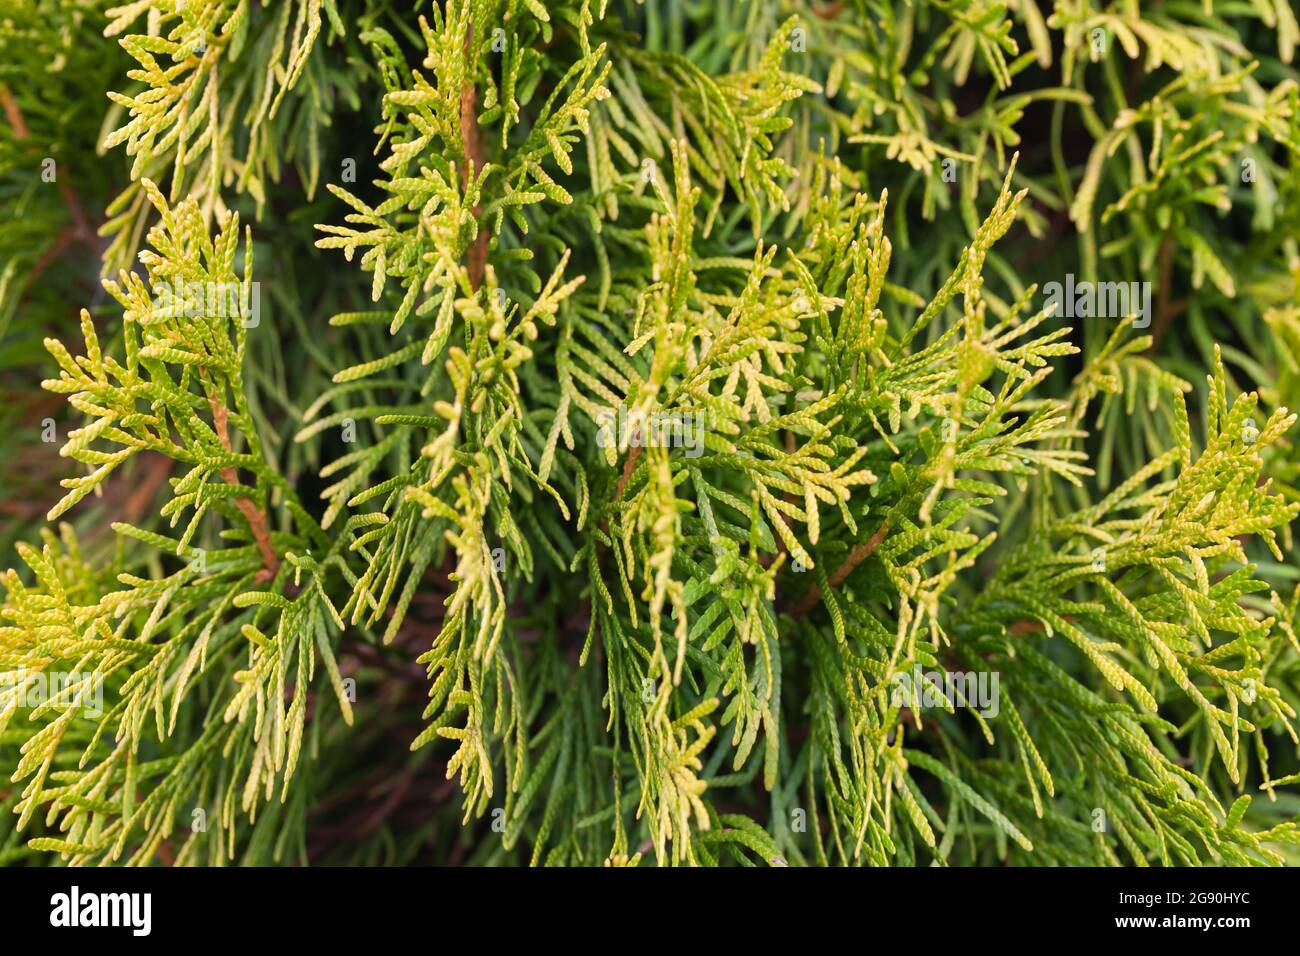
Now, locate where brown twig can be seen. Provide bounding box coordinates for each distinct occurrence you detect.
[1009,613,1079,636]
[207,394,279,582]
[1146,232,1180,353]
[592,443,642,571]
[124,454,175,523]
[75,452,177,547]
[0,84,30,139]
[615,443,643,500]
[790,517,891,616]
[57,182,93,244]
[25,228,76,287]
[460,28,488,290]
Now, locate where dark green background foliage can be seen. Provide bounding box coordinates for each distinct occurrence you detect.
[1,0,1299,866]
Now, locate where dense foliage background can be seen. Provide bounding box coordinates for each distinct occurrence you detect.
[1,0,1299,866]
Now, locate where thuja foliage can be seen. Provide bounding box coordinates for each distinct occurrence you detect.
[1,0,1300,867]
